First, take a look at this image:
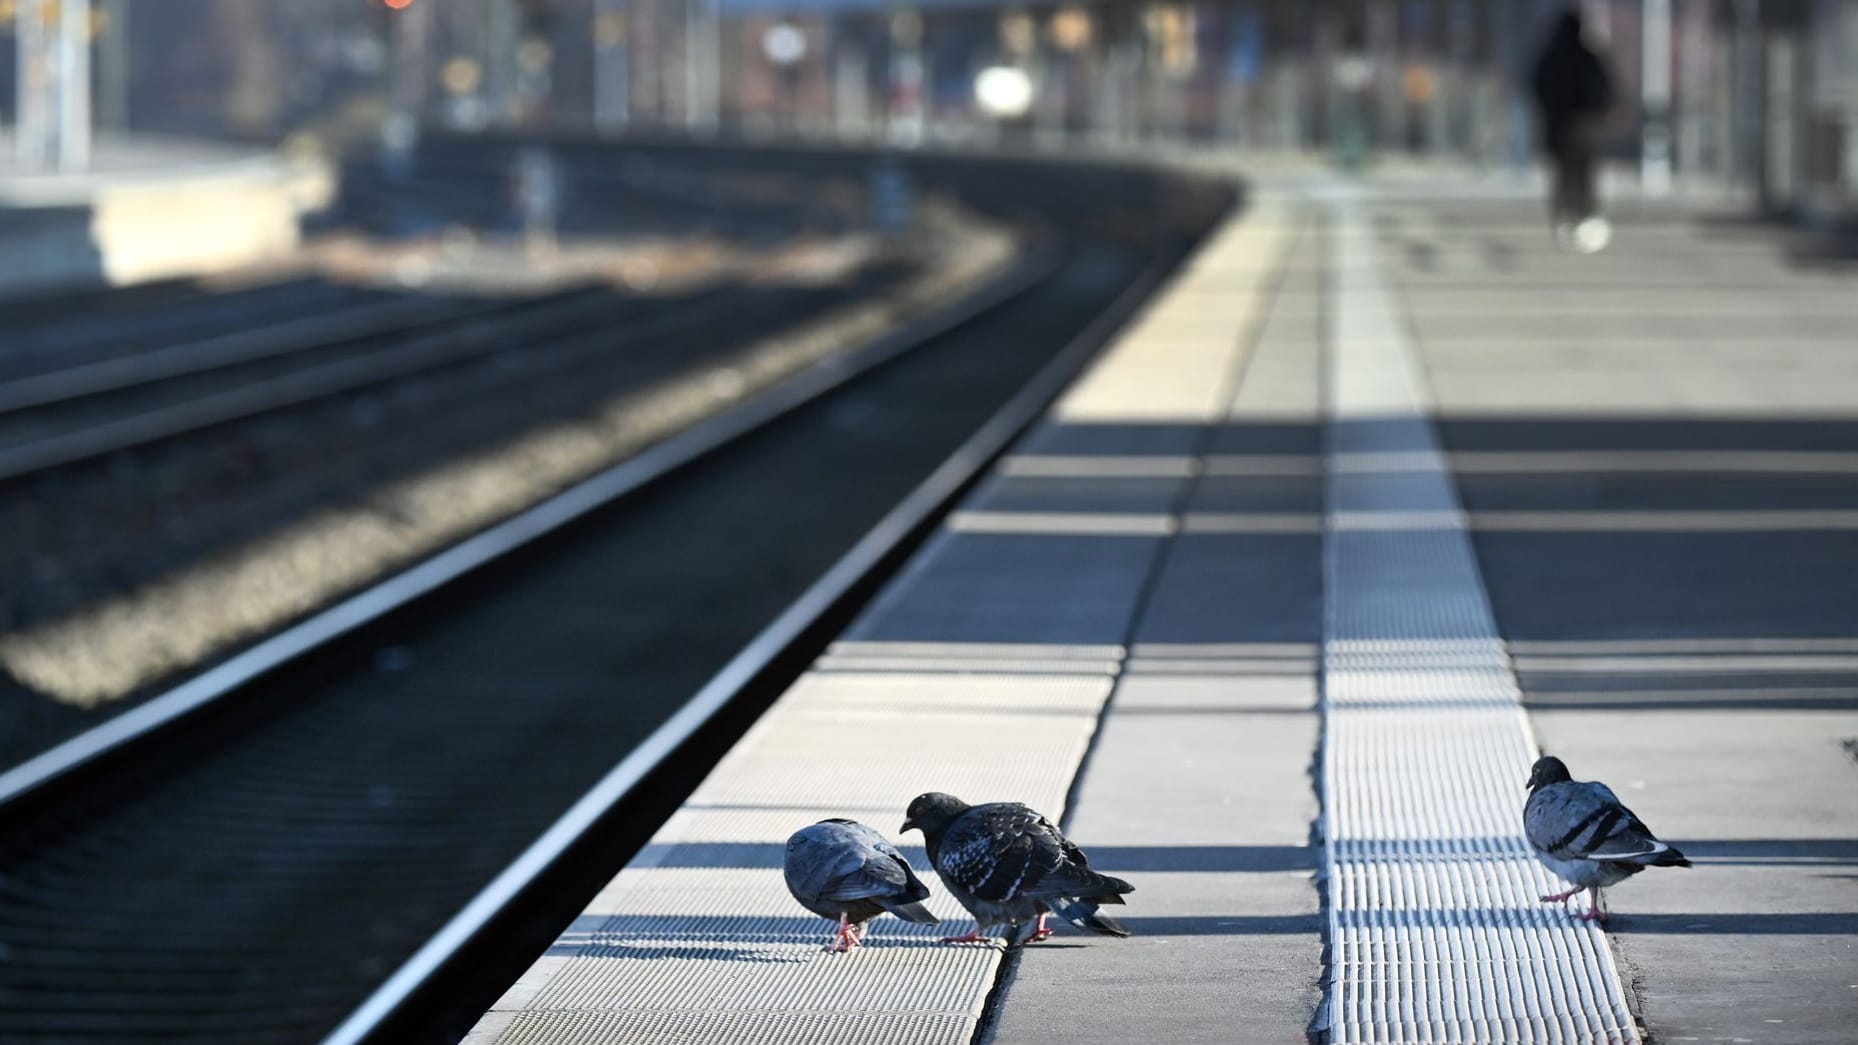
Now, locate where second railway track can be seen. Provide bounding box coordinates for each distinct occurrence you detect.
[0,143,1234,1045]
[0,163,900,486]
[0,277,886,484]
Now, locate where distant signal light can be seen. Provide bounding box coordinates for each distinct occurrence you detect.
[382,0,415,9]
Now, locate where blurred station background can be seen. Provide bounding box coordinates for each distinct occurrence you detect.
[3,4,1858,1045]
[2,1,1856,213]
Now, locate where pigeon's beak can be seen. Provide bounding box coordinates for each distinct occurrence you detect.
[899,817,917,834]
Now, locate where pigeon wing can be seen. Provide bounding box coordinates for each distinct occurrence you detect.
[936,804,1063,903]
[1018,821,1132,901]
[1526,781,1677,862]
[784,821,908,904]
[1579,799,1681,862]
[784,826,843,904]
[840,821,933,903]
[824,827,926,902]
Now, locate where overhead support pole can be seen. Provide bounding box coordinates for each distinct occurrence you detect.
[16,0,50,169]
[57,0,92,171]
[1641,0,1673,194]
[97,0,129,130]
[593,0,629,132]
[686,0,719,133]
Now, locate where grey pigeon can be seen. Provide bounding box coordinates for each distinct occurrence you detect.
[900,792,1133,947]
[784,818,938,951]
[1524,755,1690,921]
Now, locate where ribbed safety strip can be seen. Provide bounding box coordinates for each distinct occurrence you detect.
[1317,197,1640,1045]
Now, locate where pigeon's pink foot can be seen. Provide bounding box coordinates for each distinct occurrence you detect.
[1539,886,1581,904]
[1025,914,1055,943]
[1572,907,1607,923]
[1580,888,1607,924]
[940,929,991,945]
[828,914,862,952]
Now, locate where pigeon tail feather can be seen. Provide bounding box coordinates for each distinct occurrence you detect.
[1648,847,1691,868]
[879,899,940,925]
[1047,896,1132,937]
[1028,867,1134,903]
[1092,873,1134,899]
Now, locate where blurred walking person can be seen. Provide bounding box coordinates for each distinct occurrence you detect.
[1531,10,1614,252]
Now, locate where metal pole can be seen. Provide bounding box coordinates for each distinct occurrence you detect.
[97,0,128,130]
[1641,0,1673,194]
[57,0,91,171]
[593,0,629,132]
[381,0,428,178]
[1733,0,1760,194]
[834,37,869,141]
[16,0,49,168]
[390,0,431,127]
[487,0,520,126]
[1675,0,1704,181]
[1499,0,1531,176]
[683,0,697,130]
[684,0,718,133]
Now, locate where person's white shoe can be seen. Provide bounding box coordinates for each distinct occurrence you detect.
[1572,216,1613,253]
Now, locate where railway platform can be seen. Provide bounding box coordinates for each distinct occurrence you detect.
[460,173,1858,1045]
[0,132,329,299]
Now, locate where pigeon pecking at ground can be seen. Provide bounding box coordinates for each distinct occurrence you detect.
[783,818,939,952]
[900,792,1133,947]
[1524,755,1691,922]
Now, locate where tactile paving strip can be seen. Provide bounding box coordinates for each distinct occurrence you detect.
[1318,199,1640,1045]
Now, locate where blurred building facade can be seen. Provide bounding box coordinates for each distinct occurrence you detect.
[1,0,1854,217]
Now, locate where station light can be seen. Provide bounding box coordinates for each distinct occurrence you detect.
[974,66,1033,119]
[382,0,414,10]
[762,23,806,68]
[1049,7,1092,53]
[442,56,483,95]
[999,10,1035,56]
[518,39,553,74]
[593,10,625,48]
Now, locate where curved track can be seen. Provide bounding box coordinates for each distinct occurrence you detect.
[0,281,877,484]
[0,165,913,729]
[0,162,876,486]
[0,143,1234,1045]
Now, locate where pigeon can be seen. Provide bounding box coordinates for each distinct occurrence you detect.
[900,792,1133,947]
[1524,755,1691,922]
[783,818,938,952]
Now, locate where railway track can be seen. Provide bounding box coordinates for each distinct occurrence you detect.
[0,160,882,487]
[335,150,843,245]
[1,277,375,376]
[0,143,1233,1045]
[0,280,866,484]
[0,160,923,697]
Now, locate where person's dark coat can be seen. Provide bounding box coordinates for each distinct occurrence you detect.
[1531,13,1613,155]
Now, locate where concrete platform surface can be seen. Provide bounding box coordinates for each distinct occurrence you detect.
[466,169,1858,1044]
[465,200,1303,1044]
[1372,192,1858,1044]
